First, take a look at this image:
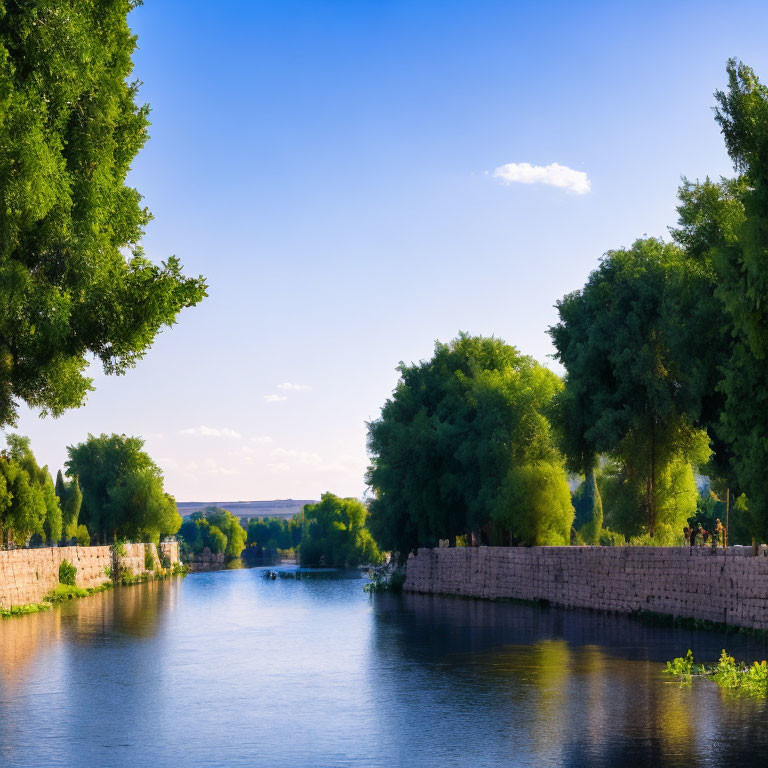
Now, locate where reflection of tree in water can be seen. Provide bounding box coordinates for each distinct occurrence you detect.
[0,609,63,691]
[0,579,181,688]
[368,592,768,767]
[62,578,181,643]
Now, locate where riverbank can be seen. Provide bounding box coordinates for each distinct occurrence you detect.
[405,545,768,631]
[0,542,180,610]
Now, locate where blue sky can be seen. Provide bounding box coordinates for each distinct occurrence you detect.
[12,0,768,501]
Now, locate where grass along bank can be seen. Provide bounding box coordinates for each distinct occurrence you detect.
[1,557,188,619]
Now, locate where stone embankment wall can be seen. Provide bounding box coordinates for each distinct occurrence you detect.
[187,547,226,572]
[405,545,768,631]
[0,541,180,609]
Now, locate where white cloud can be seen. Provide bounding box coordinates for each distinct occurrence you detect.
[250,435,273,444]
[491,162,591,194]
[266,462,291,473]
[277,382,311,391]
[264,394,287,403]
[180,425,242,438]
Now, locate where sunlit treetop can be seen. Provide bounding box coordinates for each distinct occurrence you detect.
[0,0,207,426]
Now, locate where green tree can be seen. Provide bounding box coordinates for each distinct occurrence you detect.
[55,469,82,540]
[550,239,713,539]
[0,0,206,427]
[0,434,62,545]
[300,492,382,567]
[180,508,247,561]
[205,507,247,560]
[367,334,572,556]
[571,469,603,545]
[65,433,180,543]
[676,62,768,541]
[75,524,90,547]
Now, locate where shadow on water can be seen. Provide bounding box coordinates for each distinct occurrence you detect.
[368,592,768,768]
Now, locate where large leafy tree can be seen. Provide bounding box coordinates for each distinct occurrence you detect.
[550,239,714,540]
[65,433,180,543]
[299,492,382,567]
[0,0,206,426]
[670,60,768,540]
[366,334,572,557]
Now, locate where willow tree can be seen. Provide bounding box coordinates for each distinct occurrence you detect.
[0,1,206,426]
[550,239,714,541]
[366,334,573,557]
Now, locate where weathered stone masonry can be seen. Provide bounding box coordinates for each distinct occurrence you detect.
[0,541,180,609]
[405,546,768,631]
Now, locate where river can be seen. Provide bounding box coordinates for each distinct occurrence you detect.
[1,566,768,767]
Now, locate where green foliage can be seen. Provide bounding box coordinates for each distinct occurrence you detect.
[0,0,206,428]
[180,508,246,560]
[44,583,89,603]
[364,565,406,593]
[668,60,768,541]
[246,515,302,551]
[598,528,625,546]
[572,468,603,544]
[144,548,155,571]
[75,524,90,547]
[367,333,573,556]
[1,602,52,618]
[0,434,63,545]
[56,470,83,541]
[112,539,127,558]
[205,508,247,560]
[665,650,768,698]
[300,492,383,567]
[65,434,181,543]
[58,559,77,586]
[493,462,574,546]
[665,650,698,678]
[551,239,714,541]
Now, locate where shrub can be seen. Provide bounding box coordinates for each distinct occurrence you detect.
[75,525,90,547]
[599,528,625,546]
[144,549,155,571]
[160,554,171,570]
[58,559,77,586]
[112,539,127,558]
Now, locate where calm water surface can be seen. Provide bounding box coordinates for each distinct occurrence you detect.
[1,566,768,768]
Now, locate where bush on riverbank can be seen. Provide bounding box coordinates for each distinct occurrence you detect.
[59,560,77,586]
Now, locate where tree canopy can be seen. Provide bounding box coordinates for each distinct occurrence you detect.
[367,334,573,557]
[299,493,382,567]
[0,434,61,546]
[549,239,714,541]
[179,507,247,561]
[65,433,180,544]
[0,0,206,427]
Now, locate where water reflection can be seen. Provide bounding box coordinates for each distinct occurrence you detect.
[2,570,768,768]
[369,593,768,767]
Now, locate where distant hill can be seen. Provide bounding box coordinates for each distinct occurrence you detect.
[176,499,316,520]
